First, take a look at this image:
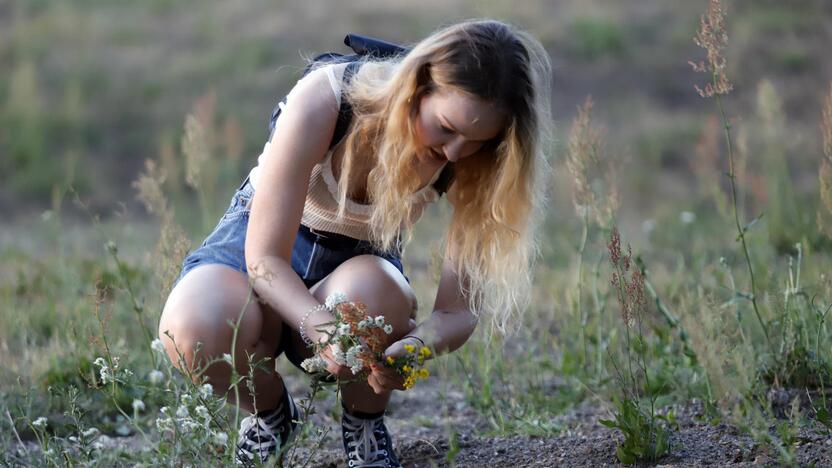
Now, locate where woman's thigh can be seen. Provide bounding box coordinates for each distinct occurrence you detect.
[159,264,283,368]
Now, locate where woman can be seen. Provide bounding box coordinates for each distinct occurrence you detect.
[159,18,552,467]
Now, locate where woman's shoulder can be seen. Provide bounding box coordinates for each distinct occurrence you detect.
[297,62,350,106]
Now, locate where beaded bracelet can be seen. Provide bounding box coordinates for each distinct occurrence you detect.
[299,304,328,347]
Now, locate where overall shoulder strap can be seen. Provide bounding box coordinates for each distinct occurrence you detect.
[329,61,361,149]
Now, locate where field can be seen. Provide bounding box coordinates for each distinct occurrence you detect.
[2,0,832,466]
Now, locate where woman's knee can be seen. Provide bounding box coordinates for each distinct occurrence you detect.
[315,254,416,338]
[158,265,278,371]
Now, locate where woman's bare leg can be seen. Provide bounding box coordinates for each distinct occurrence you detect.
[158,264,285,412]
[309,255,417,414]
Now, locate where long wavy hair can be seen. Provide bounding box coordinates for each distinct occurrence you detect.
[324,19,553,333]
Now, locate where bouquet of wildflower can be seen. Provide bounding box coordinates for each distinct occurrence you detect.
[383,343,431,389]
[300,293,430,388]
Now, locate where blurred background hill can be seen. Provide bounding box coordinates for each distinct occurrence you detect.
[1,0,831,229]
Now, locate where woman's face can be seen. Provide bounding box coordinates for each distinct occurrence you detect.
[413,86,506,166]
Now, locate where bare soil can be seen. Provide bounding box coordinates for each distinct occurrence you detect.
[280,376,832,467]
[10,375,831,466]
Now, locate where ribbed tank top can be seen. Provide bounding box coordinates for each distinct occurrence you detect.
[247,63,447,241]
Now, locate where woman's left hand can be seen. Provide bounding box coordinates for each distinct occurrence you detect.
[367,336,419,394]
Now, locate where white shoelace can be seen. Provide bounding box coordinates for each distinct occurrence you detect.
[236,410,283,460]
[343,412,390,467]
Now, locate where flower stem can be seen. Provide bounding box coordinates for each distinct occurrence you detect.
[714,89,773,351]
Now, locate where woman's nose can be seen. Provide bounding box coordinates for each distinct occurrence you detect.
[442,138,464,162]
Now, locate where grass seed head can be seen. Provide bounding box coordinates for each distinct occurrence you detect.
[690,0,733,98]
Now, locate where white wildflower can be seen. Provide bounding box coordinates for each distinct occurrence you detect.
[160,406,170,416]
[195,405,210,423]
[222,353,232,364]
[176,404,189,419]
[132,399,145,413]
[213,431,229,446]
[68,436,79,443]
[300,356,327,373]
[357,319,369,330]
[181,418,201,433]
[346,345,362,364]
[155,417,174,433]
[32,417,47,429]
[82,427,99,439]
[181,394,192,405]
[91,441,105,451]
[94,357,114,384]
[346,345,364,375]
[148,369,164,385]
[374,316,385,327]
[151,338,166,354]
[325,292,348,310]
[199,383,213,399]
[337,324,351,336]
[680,211,696,224]
[332,343,346,365]
[383,324,393,335]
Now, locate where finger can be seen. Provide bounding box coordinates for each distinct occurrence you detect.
[367,372,385,394]
[373,370,405,391]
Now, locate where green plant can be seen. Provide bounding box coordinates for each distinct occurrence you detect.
[599,228,676,464]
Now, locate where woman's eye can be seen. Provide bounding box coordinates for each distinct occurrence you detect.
[439,125,453,134]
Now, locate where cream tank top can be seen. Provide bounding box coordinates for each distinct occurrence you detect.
[247,63,447,241]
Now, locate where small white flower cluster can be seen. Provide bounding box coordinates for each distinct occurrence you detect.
[93,356,132,385]
[300,355,327,373]
[325,292,348,310]
[356,315,393,335]
[148,369,164,385]
[155,390,220,439]
[328,343,365,375]
[132,399,145,413]
[32,416,48,429]
[345,344,364,375]
[151,338,166,354]
[198,383,213,399]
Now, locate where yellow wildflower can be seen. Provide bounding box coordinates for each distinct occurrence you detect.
[418,368,429,379]
[402,365,411,373]
[403,344,415,353]
[419,347,431,358]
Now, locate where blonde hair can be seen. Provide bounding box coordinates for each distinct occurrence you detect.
[323,19,553,334]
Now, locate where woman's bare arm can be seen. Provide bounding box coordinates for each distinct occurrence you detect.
[244,66,341,343]
[405,246,478,355]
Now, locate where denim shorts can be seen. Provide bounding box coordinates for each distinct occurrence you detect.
[175,177,407,368]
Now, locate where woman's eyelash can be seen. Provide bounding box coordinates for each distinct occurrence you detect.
[440,125,454,134]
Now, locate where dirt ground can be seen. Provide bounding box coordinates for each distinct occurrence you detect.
[10,375,831,466]
[279,376,832,467]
